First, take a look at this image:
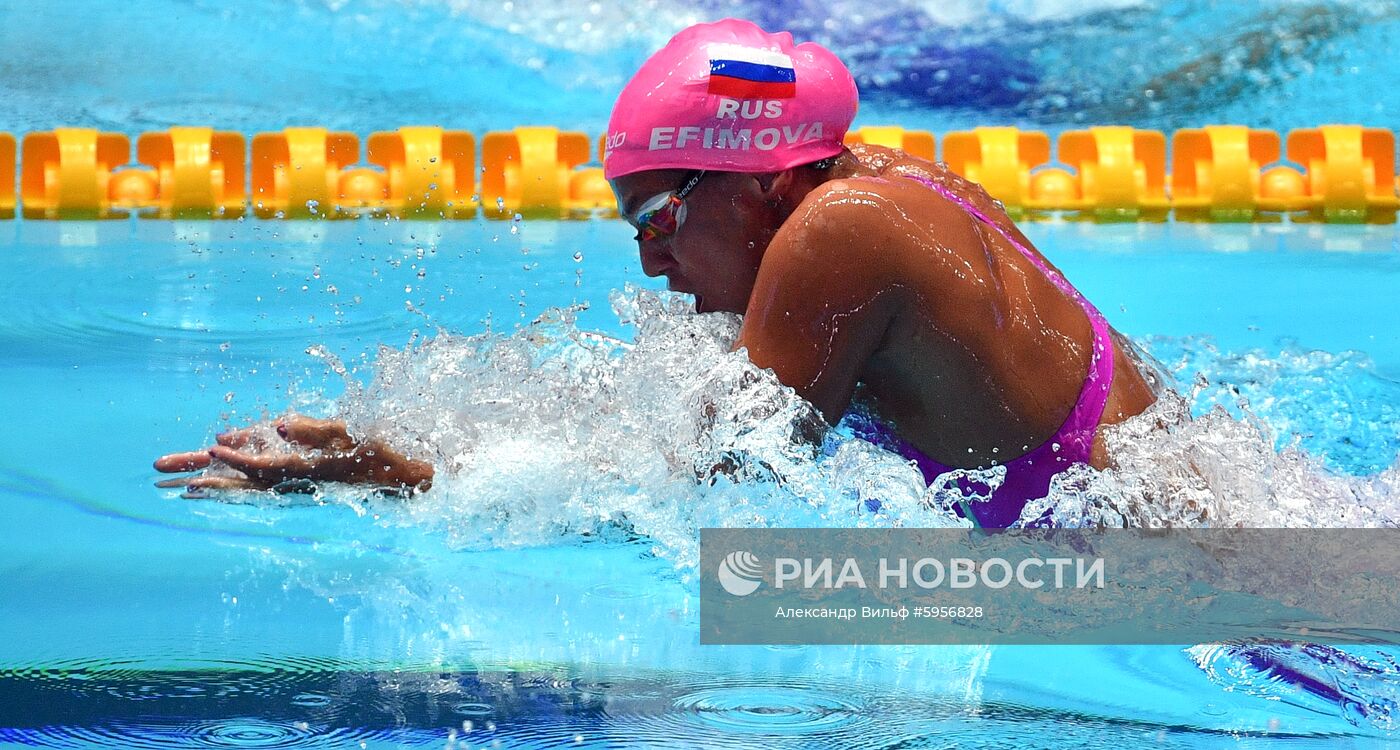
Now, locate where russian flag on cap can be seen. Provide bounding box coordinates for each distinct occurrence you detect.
[707,43,796,99]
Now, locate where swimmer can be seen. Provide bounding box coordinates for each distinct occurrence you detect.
[156,19,1158,527]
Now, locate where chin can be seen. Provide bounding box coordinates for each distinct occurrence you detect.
[694,295,743,315]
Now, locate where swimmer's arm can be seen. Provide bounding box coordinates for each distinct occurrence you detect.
[734,183,904,428]
[154,415,433,496]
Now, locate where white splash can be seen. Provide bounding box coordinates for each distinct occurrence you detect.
[1022,341,1400,529]
[326,286,964,566]
[309,287,1400,567]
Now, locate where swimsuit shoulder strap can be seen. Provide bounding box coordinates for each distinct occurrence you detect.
[902,169,1115,456]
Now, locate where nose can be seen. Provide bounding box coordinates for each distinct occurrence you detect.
[637,238,676,278]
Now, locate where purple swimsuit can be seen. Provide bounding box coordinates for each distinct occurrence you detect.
[853,174,1115,528]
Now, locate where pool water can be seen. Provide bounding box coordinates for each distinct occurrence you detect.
[3,216,1400,748]
[6,0,1400,745]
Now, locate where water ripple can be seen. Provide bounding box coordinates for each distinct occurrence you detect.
[670,684,867,734]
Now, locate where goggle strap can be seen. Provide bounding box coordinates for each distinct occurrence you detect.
[676,171,706,200]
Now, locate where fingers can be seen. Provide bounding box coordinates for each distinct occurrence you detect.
[154,451,213,473]
[180,473,267,500]
[156,422,267,473]
[161,470,312,497]
[277,416,354,452]
[216,426,266,450]
[209,445,317,481]
[184,474,264,491]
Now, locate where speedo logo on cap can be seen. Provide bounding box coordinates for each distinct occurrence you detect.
[707,43,796,99]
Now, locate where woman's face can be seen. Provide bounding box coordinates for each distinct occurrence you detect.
[611,169,780,315]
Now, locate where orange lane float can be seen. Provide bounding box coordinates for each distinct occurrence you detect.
[0,133,14,219]
[481,126,597,220]
[129,127,245,218]
[366,126,477,218]
[251,127,359,219]
[1280,125,1398,223]
[1049,126,1170,220]
[844,125,936,161]
[1170,126,1280,222]
[20,128,131,219]
[568,166,615,219]
[942,127,1051,214]
[3,124,1398,222]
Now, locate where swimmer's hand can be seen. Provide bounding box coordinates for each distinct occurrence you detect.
[153,415,433,498]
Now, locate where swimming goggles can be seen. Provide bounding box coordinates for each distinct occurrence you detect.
[629,171,707,241]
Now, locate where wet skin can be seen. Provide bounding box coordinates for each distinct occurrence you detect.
[154,416,433,496]
[613,145,1157,469]
[156,145,1157,492]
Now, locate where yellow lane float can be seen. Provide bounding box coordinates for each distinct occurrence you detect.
[2,124,1397,222]
[1053,126,1170,220]
[1282,125,1398,223]
[251,127,359,219]
[366,126,477,218]
[21,128,131,219]
[942,127,1050,214]
[1170,125,1279,222]
[481,126,594,220]
[129,127,245,218]
[844,125,936,161]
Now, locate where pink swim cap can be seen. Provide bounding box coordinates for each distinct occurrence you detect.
[603,19,859,180]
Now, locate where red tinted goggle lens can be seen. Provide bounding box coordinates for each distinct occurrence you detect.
[636,194,684,241]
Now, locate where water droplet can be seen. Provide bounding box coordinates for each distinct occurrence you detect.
[573,251,584,262]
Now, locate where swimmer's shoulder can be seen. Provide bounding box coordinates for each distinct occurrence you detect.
[782,166,973,250]
[846,142,944,178]
[765,171,973,293]
[777,175,899,260]
[764,163,990,302]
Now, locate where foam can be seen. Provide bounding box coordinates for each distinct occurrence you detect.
[307,287,1400,568]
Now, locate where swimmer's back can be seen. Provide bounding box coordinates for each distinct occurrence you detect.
[740,146,1156,470]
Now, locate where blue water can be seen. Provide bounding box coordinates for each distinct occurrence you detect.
[4,0,1400,136]
[3,217,1400,747]
[4,0,1400,747]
